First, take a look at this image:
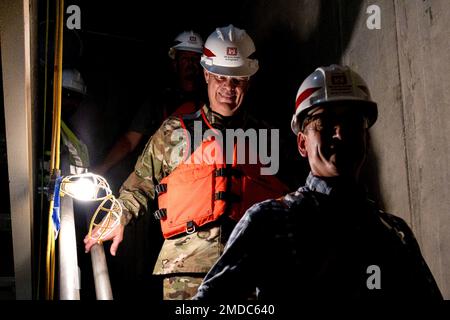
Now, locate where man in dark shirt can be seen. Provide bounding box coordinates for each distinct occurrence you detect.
[193,64,443,300]
[94,30,205,176]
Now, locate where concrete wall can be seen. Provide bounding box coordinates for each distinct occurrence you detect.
[340,0,450,297]
[0,0,38,299]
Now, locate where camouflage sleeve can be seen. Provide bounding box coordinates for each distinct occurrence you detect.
[118,116,185,224]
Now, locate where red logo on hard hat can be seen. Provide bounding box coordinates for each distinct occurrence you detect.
[227,47,238,56]
[189,36,197,42]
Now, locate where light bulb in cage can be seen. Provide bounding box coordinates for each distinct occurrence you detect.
[60,173,112,201]
[65,177,96,200]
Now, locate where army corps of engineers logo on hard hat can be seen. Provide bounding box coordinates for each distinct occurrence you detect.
[225,47,239,61]
[326,70,353,97]
[331,73,347,85]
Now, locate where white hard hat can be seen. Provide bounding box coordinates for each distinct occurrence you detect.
[62,69,87,95]
[200,24,259,77]
[291,64,377,135]
[168,30,204,59]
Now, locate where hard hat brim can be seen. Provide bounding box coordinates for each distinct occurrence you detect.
[173,46,203,54]
[292,99,378,135]
[71,87,87,95]
[200,61,257,78]
[168,46,203,59]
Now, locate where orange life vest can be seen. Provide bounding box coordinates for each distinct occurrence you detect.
[154,112,288,239]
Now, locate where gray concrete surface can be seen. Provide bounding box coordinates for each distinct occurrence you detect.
[341,0,450,298]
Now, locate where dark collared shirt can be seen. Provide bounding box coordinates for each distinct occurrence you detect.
[193,173,442,300]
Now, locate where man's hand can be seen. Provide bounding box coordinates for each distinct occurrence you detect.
[84,223,125,256]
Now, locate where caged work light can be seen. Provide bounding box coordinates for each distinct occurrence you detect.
[59,172,122,242]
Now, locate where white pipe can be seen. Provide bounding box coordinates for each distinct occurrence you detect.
[90,244,113,300]
[58,196,80,300]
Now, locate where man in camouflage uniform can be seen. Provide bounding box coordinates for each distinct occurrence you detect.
[193,65,443,300]
[85,25,278,299]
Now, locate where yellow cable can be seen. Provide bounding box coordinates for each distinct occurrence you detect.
[45,0,59,298]
[49,0,60,171]
[50,232,55,300]
[55,0,64,170]
[45,0,64,300]
[45,200,54,299]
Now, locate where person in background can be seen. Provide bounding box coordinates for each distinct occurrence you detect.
[52,68,98,299]
[59,68,90,175]
[93,30,206,176]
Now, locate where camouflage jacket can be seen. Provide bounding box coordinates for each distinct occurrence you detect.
[118,104,262,275]
[194,173,443,300]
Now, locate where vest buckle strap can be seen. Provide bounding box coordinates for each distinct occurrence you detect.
[215,167,242,178]
[155,183,167,195]
[153,208,167,220]
[215,191,241,202]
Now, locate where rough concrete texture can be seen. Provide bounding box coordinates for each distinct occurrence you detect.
[341,0,450,297]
